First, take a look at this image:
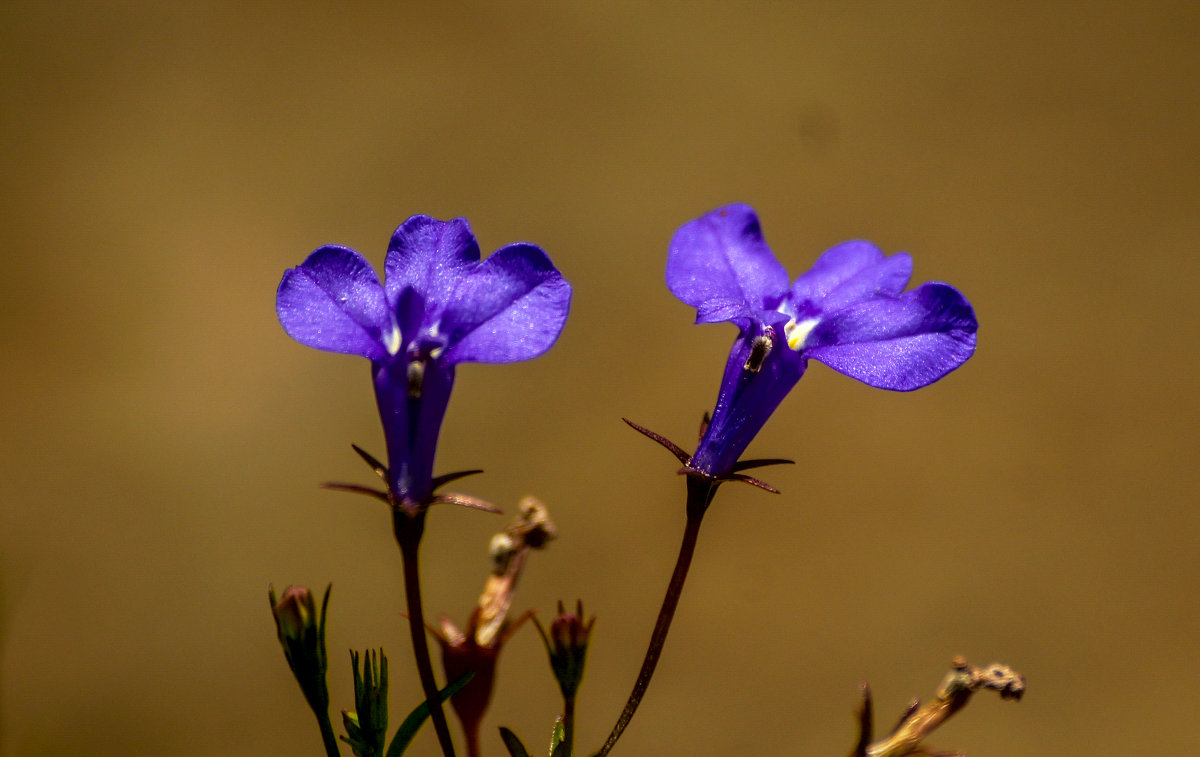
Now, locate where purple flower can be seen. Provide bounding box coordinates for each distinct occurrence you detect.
[277,215,571,505]
[667,204,977,478]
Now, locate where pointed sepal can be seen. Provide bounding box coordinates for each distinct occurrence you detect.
[341,649,388,757]
[351,444,389,481]
[431,492,503,514]
[321,482,392,505]
[431,469,485,491]
[622,418,691,465]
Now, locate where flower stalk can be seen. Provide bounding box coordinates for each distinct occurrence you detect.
[596,475,716,756]
[393,508,458,757]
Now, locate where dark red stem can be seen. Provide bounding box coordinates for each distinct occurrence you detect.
[595,476,716,755]
[395,509,458,757]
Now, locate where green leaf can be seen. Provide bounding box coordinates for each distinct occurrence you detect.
[548,717,565,756]
[384,672,474,757]
[498,727,533,757]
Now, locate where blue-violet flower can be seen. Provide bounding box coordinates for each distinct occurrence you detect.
[667,204,977,478]
[277,215,571,506]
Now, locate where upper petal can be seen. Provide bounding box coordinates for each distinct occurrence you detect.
[440,243,572,364]
[384,215,481,321]
[789,241,912,314]
[803,283,977,390]
[666,204,790,327]
[276,245,392,359]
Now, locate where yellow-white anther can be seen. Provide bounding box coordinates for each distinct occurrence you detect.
[384,325,402,356]
[425,322,445,361]
[784,317,820,351]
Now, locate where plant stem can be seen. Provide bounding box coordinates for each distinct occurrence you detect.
[464,727,481,757]
[561,694,576,757]
[595,476,716,756]
[394,509,458,757]
[314,707,342,757]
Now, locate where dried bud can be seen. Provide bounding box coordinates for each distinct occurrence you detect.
[535,600,596,700]
[431,611,513,757]
[489,533,517,575]
[477,498,557,646]
[429,500,554,753]
[855,657,1025,757]
[515,497,557,548]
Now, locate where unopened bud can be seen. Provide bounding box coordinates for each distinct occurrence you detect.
[341,649,388,757]
[272,586,314,641]
[268,584,331,712]
[535,600,595,700]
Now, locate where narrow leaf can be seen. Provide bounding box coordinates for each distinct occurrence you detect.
[384,672,474,757]
[548,717,566,756]
[498,727,533,757]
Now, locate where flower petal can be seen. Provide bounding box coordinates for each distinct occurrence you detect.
[276,245,391,359]
[666,204,790,327]
[373,358,455,503]
[440,243,572,364]
[804,283,977,390]
[384,215,480,320]
[690,326,806,477]
[790,241,912,314]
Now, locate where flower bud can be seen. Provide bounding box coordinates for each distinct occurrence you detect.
[535,600,596,700]
[272,586,314,640]
[341,649,388,757]
[268,584,331,712]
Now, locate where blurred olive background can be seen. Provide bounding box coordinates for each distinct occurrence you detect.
[2,2,1197,755]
